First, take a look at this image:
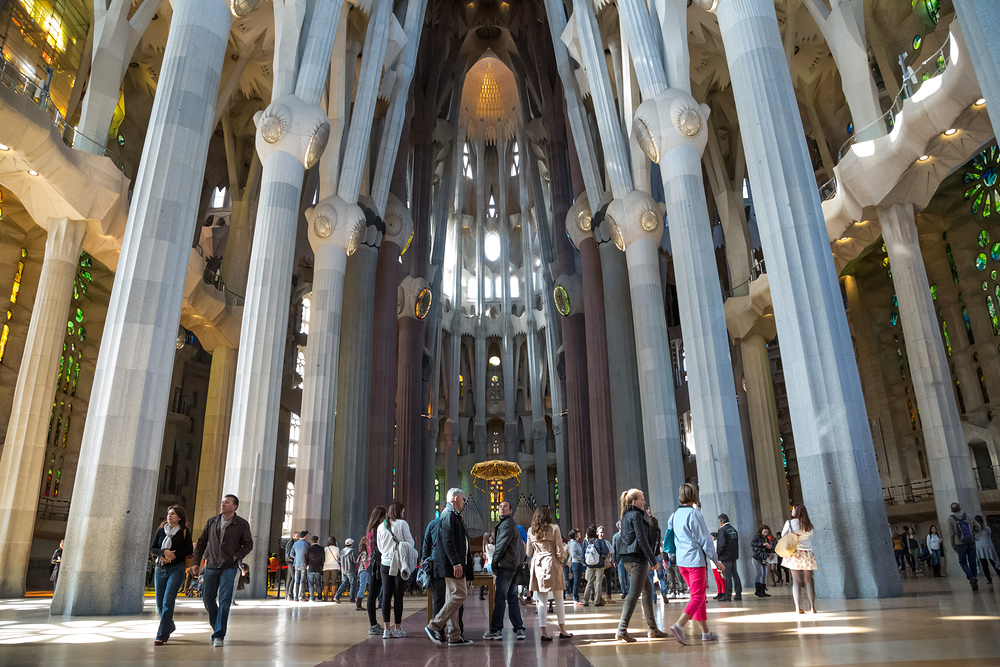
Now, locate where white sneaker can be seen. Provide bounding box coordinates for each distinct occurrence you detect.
[395,628,407,638]
[212,638,224,647]
[383,629,392,639]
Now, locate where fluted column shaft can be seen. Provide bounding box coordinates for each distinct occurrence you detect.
[952,1,1000,140]
[0,217,85,598]
[396,314,425,527]
[367,240,402,508]
[49,0,232,617]
[193,345,239,531]
[715,0,899,598]
[564,314,593,528]
[740,334,786,534]
[880,202,981,578]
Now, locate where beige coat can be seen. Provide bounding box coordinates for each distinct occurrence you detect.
[527,523,566,593]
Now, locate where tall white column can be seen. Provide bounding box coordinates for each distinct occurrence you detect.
[951,1,1000,140]
[606,192,685,515]
[291,199,364,539]
[193,345,239,532]
[50,0,237,616]
[880,202,981,578]
[710,0,900,598]
[0,217,85,598]
[741,333,787,533]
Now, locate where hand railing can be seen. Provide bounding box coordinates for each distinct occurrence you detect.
[882,479,935,505]
[36,496,71,521]
[0,55,134,179]
[723,258,767,300]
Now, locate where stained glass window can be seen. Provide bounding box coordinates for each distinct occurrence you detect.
[930,284,937,300]
[979,366,991,403]
[989,296,1000,336]
[897,346,906,379]
[941,320,952,356]
[964,145,1000,218]
[890,311,899,326]
[956,379,966,413]
[907,400,917,430]
[963,306,975,344]
[946,245,959,284]
[977,253,988,271]
[980,230,990,247]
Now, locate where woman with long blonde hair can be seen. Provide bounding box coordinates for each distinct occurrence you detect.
[614,489,664,642]
[781,504,818,613]
[527,505,572,640]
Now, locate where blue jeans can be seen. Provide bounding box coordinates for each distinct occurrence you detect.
[202,566,238,639]
[571,563,586,601]
[154,563,185,641]
[955,543,979,581]
[293,566,308,599]
[489,568,524,633]
[335,573,357,601]
[357,570,370,600]
[617,560,629,597]
[307,571,322,599]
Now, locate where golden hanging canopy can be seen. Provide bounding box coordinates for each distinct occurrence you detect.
[470,459,522,493]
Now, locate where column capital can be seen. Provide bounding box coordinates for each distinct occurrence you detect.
[633,89,712,162]
[254,94,330,168]
[44,217,87,259]
[230,0,262,17]
[397,275,432,321]
[690,0,719,11]
[565,192,594,250]
[605,189,664,249]
[305,194,367,254]
[384,192,414,251]
[724,274,776,341]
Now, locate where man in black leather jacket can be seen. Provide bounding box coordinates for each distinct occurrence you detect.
[484,501,526,640]
[716,514,742,601]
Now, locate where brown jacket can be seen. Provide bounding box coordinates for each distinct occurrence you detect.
[194,513,254,569]
[527,523,566,593]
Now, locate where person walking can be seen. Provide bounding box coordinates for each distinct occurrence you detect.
[377,501,415,638]
[612,522,629,600]
[974,516,1000,585]
[525,504,572,641]
[484,500,526,640]
[615,488,664,643]
[284,532,299,600]
[290,530,310,601]
[150,506,193,646]
[322,537,341,601]
[582,525,609,607]
[365,506,387,634]
[666,483,723,646]
[191,494,254,647]
[925,525,943,577]
[49,539,64,590]
[425,488,475,646]
[335,538,357,603]
[948,502,980,590]
[750,525,775,597]
[716,514,742,601]
[305,536,325,601]
[567,529,585,604]
[781,504,818,613]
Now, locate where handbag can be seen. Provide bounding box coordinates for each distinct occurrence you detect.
[775,530,799,558]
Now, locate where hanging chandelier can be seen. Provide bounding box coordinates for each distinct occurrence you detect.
[470,459,522,493]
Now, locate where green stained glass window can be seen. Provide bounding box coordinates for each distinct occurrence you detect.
[74,308,84,323]
[912,35,922,50]
[882,257,890,268]
[984,281,990,291]
[963,306,975,344]
[977,253,988,270]
[947,245,959,284]
[78,280,87,295]
[77,327,87,343]
[73,284,79,300]
[964,146,1000,219]
[989,296,1000,336]
[80,271,92,282]
[942,320,952,357]
[980,230,990,247]
[79,256,92,269]
[930,284,937,300]
[66,321,74,335]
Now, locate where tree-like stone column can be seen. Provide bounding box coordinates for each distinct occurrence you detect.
[953,0,1000,140]
[880,202,981,578]
[396,274,431,527]
[50,0,240,616]
[193,345,239,531]
[708,0,900,598]
[291,195,366,539]
[0,217,86,598]
[605,191,684,516]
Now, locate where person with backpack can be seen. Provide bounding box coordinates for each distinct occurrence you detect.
[665,484,723,646]
[582,525,610,607]
[948,502,981,590]
[484,500,526,640]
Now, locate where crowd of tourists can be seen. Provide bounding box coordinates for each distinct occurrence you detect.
[136,485,998,649]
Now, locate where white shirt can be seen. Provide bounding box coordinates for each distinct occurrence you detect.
[324,545,340,571]
[782,518,813,550]
[377,519,414,567]
[926,533,941,551]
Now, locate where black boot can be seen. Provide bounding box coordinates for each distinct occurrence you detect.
[762,583,771,597]
[754,583,764,598]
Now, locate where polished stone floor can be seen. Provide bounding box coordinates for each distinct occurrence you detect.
[2,577,999,665]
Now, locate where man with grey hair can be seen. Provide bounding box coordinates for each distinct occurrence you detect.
[425,488,474,646]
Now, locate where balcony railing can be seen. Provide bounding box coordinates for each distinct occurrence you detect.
[0,54,134,179]
[723,258,767,300]
[36,497,70,521]
[974,465,999,491]
[883,479,934,505]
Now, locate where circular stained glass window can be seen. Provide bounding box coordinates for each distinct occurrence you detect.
[414,287,432,320]
[964,145,1000,218]
[913,35,922,50]
[981,230,991,247]
[977,253,988,270]
[554,285,571,317]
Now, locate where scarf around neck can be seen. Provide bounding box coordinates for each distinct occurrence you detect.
[162,522,181,552]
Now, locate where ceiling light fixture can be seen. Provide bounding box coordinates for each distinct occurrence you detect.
[918,155,930,162]
[975,98,986,107]
[27,170,39,176]
[489,355,501,366]
[0,143,9,151]
[943,128,958,136]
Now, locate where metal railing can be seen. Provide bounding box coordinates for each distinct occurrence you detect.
[36,497,70,521]
[0,55,134,179]
[883,479,934,505]
[974,465,999,491]
[723,258,767,300]
[819,176,837,202]
[837,35,952,161]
